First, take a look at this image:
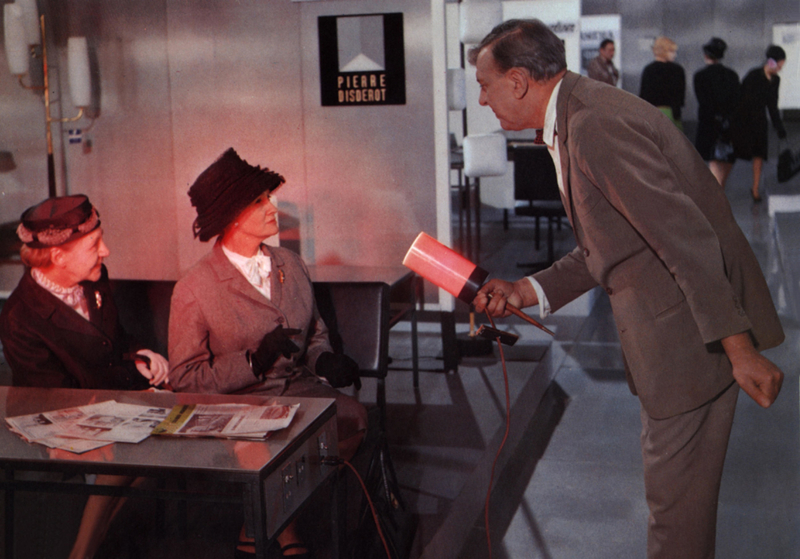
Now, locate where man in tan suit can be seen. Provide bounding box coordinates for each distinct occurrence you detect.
[470,20,784,559]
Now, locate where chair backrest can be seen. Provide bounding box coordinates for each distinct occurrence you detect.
[313,281,391,379]
[109,279,176,358]
[513,146,560,202]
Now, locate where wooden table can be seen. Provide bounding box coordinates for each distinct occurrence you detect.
[0,387,339,559]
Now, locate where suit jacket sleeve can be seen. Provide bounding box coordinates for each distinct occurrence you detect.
[533,245,599,312]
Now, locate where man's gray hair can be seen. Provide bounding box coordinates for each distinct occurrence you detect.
[467,19,566,81]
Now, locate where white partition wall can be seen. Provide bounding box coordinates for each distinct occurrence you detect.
[773,23,800,110]
[503,1,581,71]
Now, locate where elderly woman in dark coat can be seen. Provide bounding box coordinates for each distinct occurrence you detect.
[694,38,740,188]
[730,45,788,202]
[169,148,367,558]
[0,195,170,559]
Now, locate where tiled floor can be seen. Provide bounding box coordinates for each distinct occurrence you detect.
[1,135,799,559]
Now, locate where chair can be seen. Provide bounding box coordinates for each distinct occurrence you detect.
[312,281,391,431]
[313,281,417,558]
[512,145,568,271]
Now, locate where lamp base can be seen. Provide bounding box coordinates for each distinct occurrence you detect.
[456,333,494,357]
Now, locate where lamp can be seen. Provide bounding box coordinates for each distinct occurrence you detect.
[3,4,28,76]
[16,0,40,46]
[404,232,554,336]
[3,2,92,198]
[463,133,507,177]
[447,67,466,111]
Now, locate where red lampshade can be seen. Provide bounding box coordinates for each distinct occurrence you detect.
[403,232,488,303]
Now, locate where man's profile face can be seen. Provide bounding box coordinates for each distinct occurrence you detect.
[600,43,615,62]
[56,229,110,285]
[475,49,526,131]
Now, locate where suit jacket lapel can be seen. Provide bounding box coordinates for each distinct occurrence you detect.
[555,71,581,229]
[21,272,105,339]
[211,242,277,309]
[265,246,285,310]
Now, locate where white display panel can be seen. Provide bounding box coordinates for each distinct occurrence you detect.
[773,23,800,110]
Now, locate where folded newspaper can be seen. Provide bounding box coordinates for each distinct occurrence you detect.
[6,400,299,453]
[6,400,171,453]
[151,403,299,440]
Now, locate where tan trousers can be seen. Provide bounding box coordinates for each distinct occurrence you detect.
[641,381,739,559]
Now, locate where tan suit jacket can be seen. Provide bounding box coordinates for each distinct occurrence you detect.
[534,72,783,418]
[168,242,331,395]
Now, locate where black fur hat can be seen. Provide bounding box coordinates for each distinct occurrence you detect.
[188,148,285,242]
[702,38,726,61]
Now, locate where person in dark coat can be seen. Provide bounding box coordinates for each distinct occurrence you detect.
[694,37,740,187]
[0,194,170,559]
[0,194,169,389]
[640,36,686,130]
[730,45,788,202]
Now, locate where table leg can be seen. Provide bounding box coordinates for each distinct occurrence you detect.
[243,481,268,559]
[411,275,420,389]
[330,469,346,559]
[4,468,14,559]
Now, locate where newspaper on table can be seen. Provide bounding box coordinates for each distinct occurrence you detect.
[6,400,171,453]
[151,402,299,440]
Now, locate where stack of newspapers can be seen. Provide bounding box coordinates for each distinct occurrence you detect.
[151,402,299,440]
[6,400,299,454]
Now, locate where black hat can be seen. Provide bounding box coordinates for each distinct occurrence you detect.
[188,148,285,242]
[766,45,786,62]
[702,37,726,61]
[17,194,100,248]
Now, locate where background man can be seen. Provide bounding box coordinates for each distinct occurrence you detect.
[469,19,784,559]
[586,38,619,86]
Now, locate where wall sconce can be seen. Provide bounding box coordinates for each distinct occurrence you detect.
[4,1,92,198]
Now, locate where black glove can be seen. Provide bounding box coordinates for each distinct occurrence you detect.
[250,326,301,378]
[316,352,362,390]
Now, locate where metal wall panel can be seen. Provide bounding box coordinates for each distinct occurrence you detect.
[1,0,438,289]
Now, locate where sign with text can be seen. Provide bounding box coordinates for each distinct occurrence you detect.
[318,13,406,106]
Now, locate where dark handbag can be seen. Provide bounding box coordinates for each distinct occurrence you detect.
[712,117,735,163]
[712,138,735,162]
[777,140,800,183]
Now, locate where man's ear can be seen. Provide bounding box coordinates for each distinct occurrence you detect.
[507,68,530,99]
